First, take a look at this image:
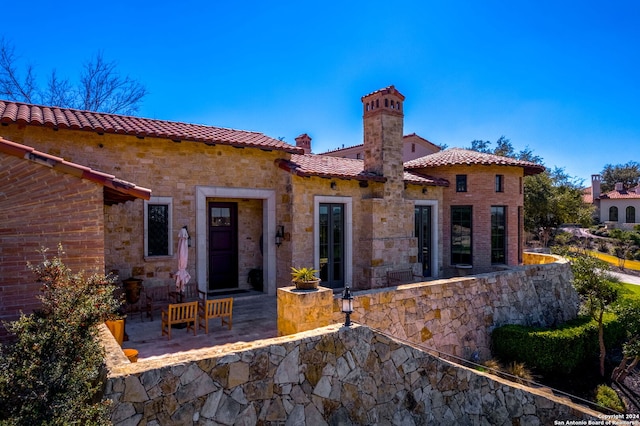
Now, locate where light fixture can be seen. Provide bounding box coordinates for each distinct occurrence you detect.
[330,181,337,190]
[341,286,354,327]
[275,225,284,247]
[422,187,428,194]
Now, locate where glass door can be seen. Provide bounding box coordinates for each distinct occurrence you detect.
[415,206,432,277]
[319,203,344,289]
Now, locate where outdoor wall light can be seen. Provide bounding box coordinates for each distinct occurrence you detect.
[330,181,337,190]
[341,286,354,327]
[275,225,284,247]
[422,187,428,194]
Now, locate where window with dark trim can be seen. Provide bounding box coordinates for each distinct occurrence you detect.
[626,206,636,223]
[147,204,169,256]
[609,206,619,222]
[456,175,467,192]
[495,175,504,193]
[144,197,173,257]
[491,206,506,264]
[451,206,472,265]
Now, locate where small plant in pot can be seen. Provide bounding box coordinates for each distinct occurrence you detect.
[291,266,321,290]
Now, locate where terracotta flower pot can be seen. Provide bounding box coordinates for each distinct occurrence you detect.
[293,278,321,291]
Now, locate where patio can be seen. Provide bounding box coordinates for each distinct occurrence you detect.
[120,293,277,361]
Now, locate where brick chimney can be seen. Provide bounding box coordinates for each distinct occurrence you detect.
[295,133,312,154]
[591,174,601,199]
[361,86,405,198]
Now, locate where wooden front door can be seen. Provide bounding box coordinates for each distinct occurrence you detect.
[208,202,238,290]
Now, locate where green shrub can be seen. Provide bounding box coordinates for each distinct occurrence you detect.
[595,385,625,413]
[491,314,625,375]
[0,245,121,425]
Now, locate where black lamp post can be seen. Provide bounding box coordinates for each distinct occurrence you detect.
[341,286,353,327]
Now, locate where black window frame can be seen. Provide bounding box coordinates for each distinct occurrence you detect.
[451,206,472,265]
[609,206,619,222]
[491,206,507,264]
[147,203,170,256]
[495,174,504,193]
[456,175,467,193]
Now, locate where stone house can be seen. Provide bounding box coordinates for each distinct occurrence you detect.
[0,137,150,335]
[320,132,441,161]
[587,174,640,229]
[0,85,543,320]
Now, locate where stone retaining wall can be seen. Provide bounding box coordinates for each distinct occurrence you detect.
[103,324,601,425]
[329,254,579,360]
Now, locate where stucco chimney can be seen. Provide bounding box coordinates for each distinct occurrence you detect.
[361,86,405,197]
[295,133,312,154]
[615,182,624,191]
[591,174,601,199]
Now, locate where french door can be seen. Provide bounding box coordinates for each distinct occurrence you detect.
[319,203,344,289]
[415,206,432,277]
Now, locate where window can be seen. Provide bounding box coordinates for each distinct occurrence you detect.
[609,206,619,222]
[519,177,523,194]
[627,206,636,223]
[495,175,504,192]
[491,206,506,264]
[144,197,173,257]
[356,153,361,159]
[451,206,472,265]
[456,175,467,192]
[411,143,416,153]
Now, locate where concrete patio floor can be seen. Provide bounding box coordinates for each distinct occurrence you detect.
[121,293,277,361]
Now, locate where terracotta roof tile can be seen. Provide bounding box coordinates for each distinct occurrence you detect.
[405,148,545,176]
[276,154,448,186]
[600,187,640,200]
[0,100,302,154]
[0,136,151,205]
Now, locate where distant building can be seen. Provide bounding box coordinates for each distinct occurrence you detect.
[587,174,640,229]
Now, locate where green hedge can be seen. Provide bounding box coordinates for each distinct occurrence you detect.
[491,314,625,375]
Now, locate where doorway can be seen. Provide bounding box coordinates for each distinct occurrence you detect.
[319,203,344,289]
[208,202,238,290]
[415,205,432,277]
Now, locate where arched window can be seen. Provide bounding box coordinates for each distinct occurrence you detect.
[626,206,636,223]
[609,206,619,222]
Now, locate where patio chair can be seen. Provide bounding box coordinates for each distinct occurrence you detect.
[170,282,200,303]
[198,297,233,334]
[145,285,171,321]
[161,301,198,340]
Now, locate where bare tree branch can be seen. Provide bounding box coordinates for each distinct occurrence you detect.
[78,52,147,114]
[0,38,37,103]
[0,39,146,114]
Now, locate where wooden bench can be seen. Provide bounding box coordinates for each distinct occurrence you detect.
[387,269,422,286]
[198,297,233,334]
[170,282,200,303]
[161,301,198,339]
[146,285,171,321]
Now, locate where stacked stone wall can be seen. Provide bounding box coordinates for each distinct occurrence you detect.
[330,256,579,360]
[103,324,601,425]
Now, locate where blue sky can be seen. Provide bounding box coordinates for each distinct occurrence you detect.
[3,1,639,184]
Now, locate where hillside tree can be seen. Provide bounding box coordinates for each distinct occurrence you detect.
[600,161,640,193]
[0,38,146,115]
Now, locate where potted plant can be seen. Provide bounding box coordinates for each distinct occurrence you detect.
[291,266,321,290]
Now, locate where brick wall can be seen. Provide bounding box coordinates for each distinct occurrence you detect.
[0,154,105,335]
[416,164,524,270]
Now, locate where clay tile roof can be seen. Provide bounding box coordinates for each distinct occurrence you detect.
[0,100,302,154]
[0,136,151,205]
[405,147,545,176]
[600,187,640,200]
[276,154,448,186]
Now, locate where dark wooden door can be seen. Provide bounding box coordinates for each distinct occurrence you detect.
[208,202,238,290]
[415,206,432,277]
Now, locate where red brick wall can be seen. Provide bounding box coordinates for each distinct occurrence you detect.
[0,154,105,336]
[416,164,525,270]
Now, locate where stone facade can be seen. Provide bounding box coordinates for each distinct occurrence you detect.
[330,254,578,360]
[102,324,601,425]
[279,253,578,360]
